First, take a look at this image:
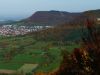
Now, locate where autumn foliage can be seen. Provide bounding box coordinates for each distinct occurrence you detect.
[52,19,100,75]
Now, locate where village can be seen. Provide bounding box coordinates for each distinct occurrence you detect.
[0,25,52,36]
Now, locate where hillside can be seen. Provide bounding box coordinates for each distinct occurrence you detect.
[26,11,82,25]
[3,9,99,41]
[16,11,83,26]
[84,9,100,18]
[0,9,99,27]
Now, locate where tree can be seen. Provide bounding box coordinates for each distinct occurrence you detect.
[53,18,100,75]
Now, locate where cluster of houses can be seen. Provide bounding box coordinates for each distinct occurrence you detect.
[0,24,52,36]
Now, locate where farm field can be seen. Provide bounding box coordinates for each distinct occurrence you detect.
[0,35,80,73]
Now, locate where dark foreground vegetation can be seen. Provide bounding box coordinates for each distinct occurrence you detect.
[50,19,100,75]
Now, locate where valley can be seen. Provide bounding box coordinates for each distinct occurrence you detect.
[0,35,80,74]
[0,9,99,75]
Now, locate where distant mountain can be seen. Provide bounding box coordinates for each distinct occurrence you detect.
[26,9,100,41]
[22,11,82,26]
[0,20,16,25]
[0,9,99,41]
[14,9,100,26]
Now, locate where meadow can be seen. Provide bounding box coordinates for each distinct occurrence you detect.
[0,34,80,73]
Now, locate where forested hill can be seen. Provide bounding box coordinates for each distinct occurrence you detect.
[26,11,82,25]
[84,9,100,17]
[15,9,100,26]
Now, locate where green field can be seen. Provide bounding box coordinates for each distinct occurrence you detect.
[0,35,80,72]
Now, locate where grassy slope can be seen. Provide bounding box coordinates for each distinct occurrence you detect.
[0,32,80,72]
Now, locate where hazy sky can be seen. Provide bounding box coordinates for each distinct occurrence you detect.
[0,0,100,20]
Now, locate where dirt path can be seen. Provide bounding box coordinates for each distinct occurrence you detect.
[0,69,16,74]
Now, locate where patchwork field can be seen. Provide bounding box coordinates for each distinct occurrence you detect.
[0,35,80,74]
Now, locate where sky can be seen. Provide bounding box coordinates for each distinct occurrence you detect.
[0,0,100,20]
